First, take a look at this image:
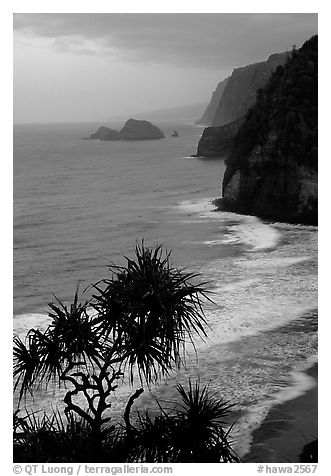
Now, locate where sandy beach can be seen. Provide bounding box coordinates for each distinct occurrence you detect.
[243,364,318,463]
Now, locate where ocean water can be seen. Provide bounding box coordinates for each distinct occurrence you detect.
[13,122,317,457]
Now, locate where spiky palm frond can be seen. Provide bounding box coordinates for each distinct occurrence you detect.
[13,409,92,462]
[174,380,239,462]
[14,290,103,401]
[48,289,102,364]
[13,408,128,463]
[13,329,67,401]
[176,380,235,430]
[128,381,239,463]
[13,409,30,437]
[13,332,43,400]
[92,242,210,383]
[127,410,177,463]
[13,410,59,462]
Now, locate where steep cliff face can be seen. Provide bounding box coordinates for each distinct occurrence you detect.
[195,51,289,157]
[221,36,317,225]
[195,77,229,125]
[212,52,289,127]
[196,118,244,157]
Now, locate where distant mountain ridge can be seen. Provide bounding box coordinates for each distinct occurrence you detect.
[105,103,206,124]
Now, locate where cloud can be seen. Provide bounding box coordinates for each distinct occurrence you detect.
[13,13,317,70]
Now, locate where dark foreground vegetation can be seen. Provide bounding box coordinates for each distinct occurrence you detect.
[14,243,239,463]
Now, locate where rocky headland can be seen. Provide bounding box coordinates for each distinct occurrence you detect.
[195,77,229,126]
[195,118,244,157]
[87,119,165,141]
[212,52,289,127]
[195,51,289,158]
[220,35,317,225]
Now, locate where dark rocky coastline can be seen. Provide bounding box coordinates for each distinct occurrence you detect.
[212,52,289,127]
[196,117,244,157]
[195,52,288,158]
[221,36,318,225]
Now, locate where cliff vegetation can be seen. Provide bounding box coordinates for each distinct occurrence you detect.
[196,52,288,157]
[222,35,318,225]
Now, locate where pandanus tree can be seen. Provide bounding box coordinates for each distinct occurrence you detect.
[14,243,238,462]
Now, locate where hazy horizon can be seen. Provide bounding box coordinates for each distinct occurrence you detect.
[13,101,207,126]
[14,13,317,124]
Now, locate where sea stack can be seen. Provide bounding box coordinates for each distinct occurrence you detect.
[86,119,165,142]
[118,119,165,140]
[87,126,120,141]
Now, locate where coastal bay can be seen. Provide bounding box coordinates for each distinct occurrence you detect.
[14,122,317,459]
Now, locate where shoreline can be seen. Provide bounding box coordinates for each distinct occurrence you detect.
[243,363,318,463]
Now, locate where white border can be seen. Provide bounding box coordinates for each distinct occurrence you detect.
[4,3,326,474]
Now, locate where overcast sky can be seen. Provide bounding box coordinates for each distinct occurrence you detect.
[13,13,317,124]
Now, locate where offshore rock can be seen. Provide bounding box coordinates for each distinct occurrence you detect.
[118,119,164,140]
[87,126,120,141]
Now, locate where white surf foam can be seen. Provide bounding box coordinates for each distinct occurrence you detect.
[236,255,311,269]
[196,233,317,347]
[225,215,280,251]
[176,198,218,219]
[273,222,318,232]
[172,156,196,160]
[13,306,98,338]
[13,313,50,337]
[176,198,281,251]
[203,239,233,246]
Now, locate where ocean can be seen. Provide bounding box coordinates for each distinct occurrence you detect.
[13,121,317,457]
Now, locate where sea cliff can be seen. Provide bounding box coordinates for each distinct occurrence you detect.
[195,77,229,126]
[196,52,288,157]
[212,52,289,127]
[196,118,244,157]
[221,36,318,225]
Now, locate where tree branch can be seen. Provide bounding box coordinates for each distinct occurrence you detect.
[124,388,144,440]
